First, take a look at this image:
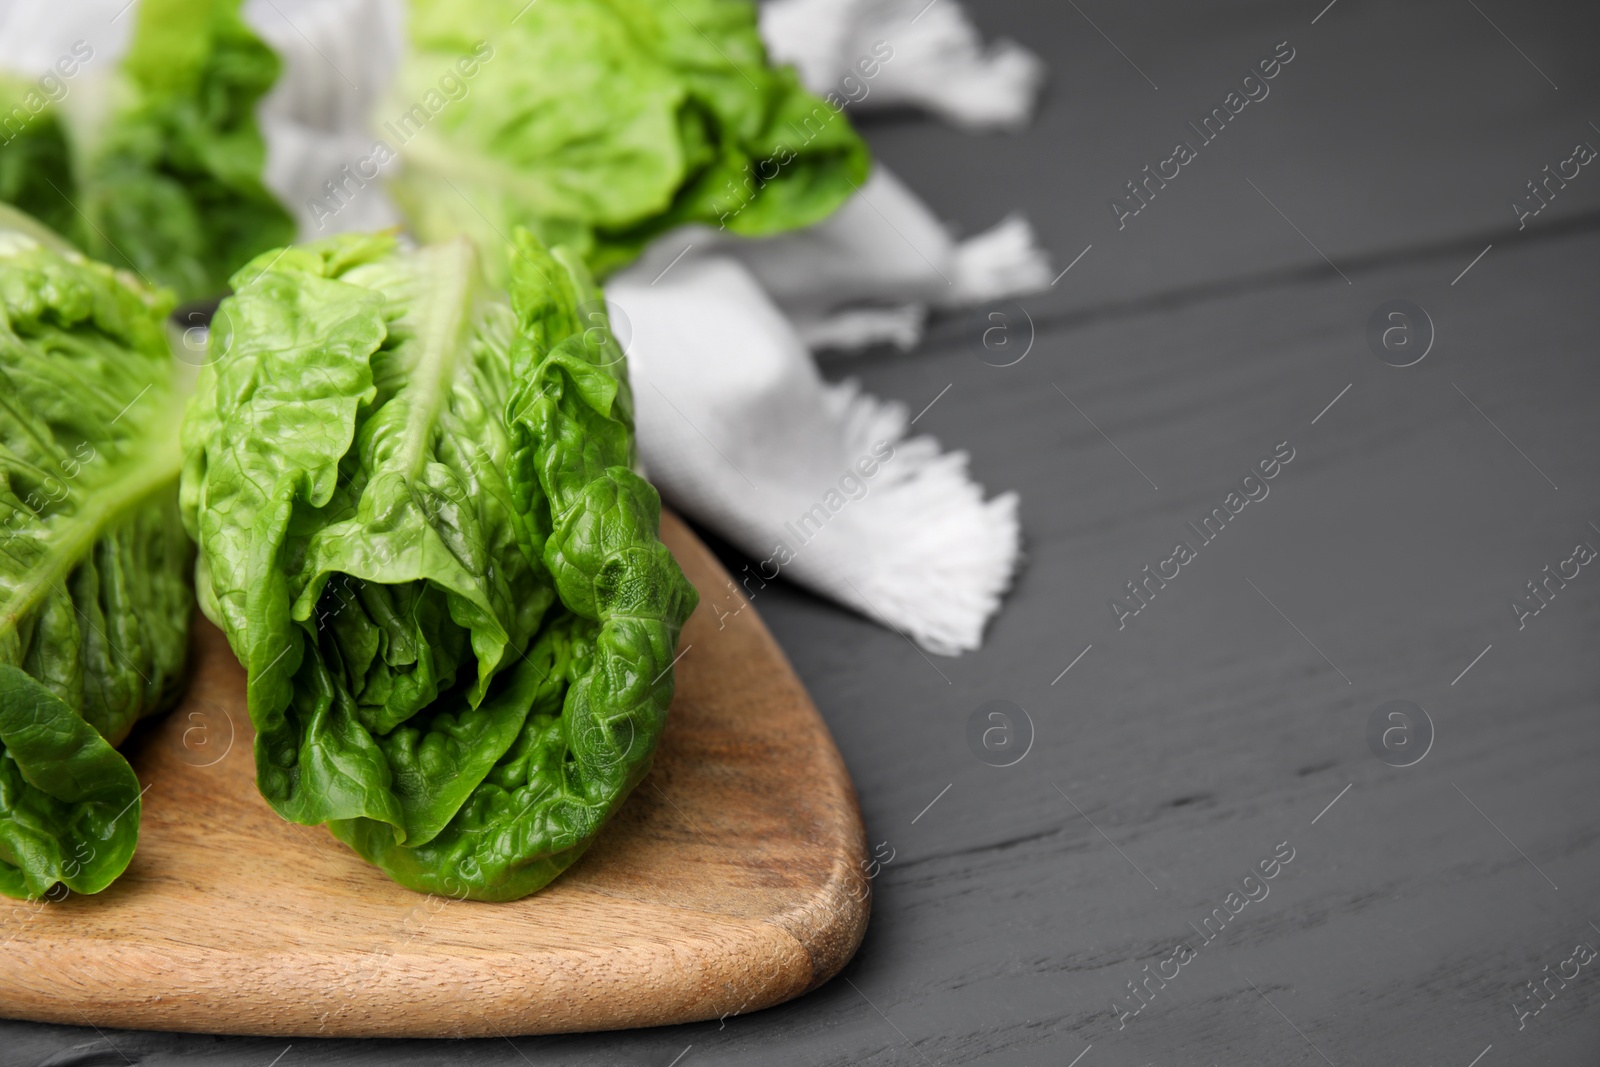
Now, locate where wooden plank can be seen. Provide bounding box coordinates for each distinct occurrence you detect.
[871,0,1600,320]
[759,220,1600,1067]
[0,513,869,1039]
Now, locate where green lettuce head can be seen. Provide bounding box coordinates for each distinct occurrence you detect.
[180,227,697,900]
[0,0,294,301]
[390,0,871,280]
[0,203,193,900]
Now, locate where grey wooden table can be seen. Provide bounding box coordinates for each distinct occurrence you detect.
[10,0,1600,1063]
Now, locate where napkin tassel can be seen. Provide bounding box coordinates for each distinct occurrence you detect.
[791,213,1053,351]
[811,378,1021,655]
[761,0,1047,132]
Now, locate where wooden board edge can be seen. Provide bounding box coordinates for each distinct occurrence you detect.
[656,512,873,1004]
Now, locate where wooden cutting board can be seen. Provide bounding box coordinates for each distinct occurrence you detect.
[0,512,869,1037]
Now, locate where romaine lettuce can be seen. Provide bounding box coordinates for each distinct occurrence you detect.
[181,228,697,900]
[0,203,192,899]
[0,0,294,300]
[391,0,871,280]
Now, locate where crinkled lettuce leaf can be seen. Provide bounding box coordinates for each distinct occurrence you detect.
[182,228,696,900]
[0,203,193,899]
[392,0,871,280]
[0,0,294,300]
[0,665,143,900]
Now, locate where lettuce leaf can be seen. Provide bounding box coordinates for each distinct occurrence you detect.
[391,0,871,280]
[0,204,192,899]
[0,0,294,300]
[0,91,79,250]
[182,229,696,899]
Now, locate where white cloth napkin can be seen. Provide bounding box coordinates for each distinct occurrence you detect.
[0,0,130,72]
[625,164,1052,352]
[608,256,1019,655]
[246,0,408,240]
[761,0,1047,131]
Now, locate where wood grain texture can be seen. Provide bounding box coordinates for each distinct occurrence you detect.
[0,512,868,1038]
